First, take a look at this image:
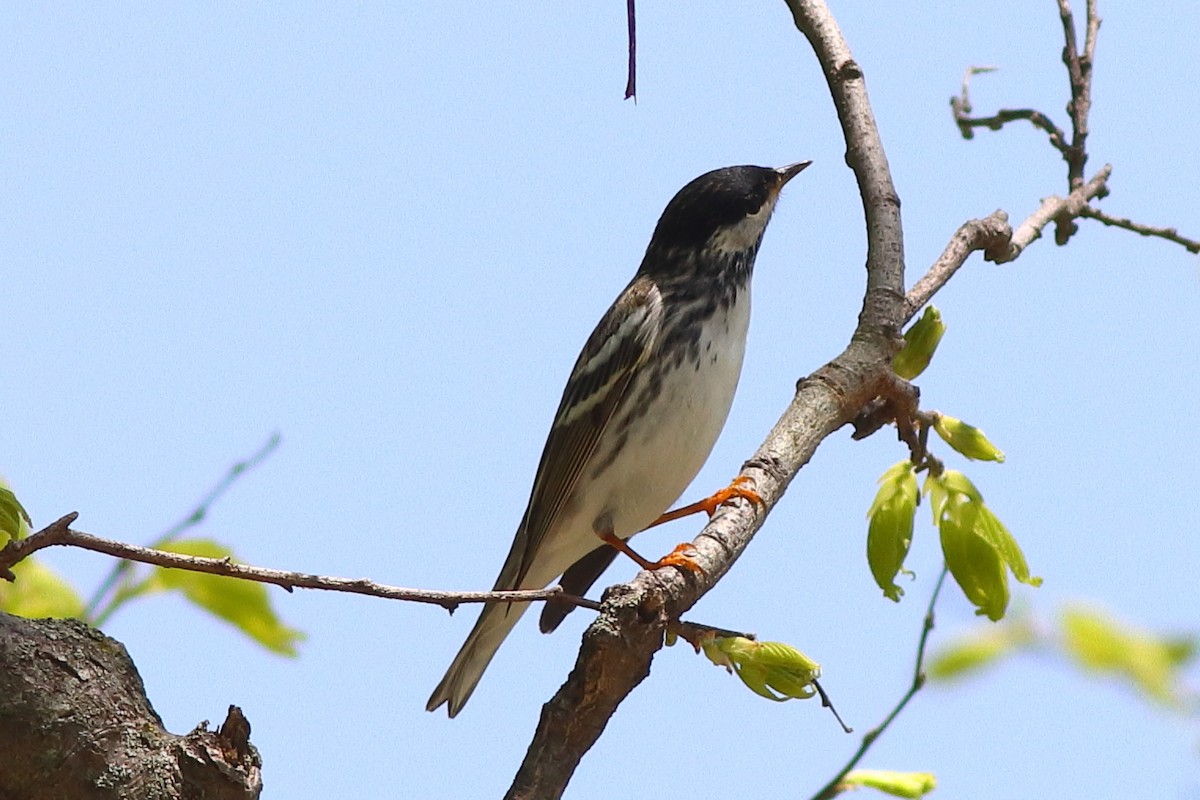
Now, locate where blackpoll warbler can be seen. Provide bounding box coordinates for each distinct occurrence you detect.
[428,162,810,717]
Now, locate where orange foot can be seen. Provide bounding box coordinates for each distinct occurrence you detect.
[645,476,763,530]
[648,541,706,576]
[597,532,706,576]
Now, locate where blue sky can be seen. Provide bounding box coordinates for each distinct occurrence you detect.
[3,2,1197,798]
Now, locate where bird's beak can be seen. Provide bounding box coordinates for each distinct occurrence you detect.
[776,160,813,185]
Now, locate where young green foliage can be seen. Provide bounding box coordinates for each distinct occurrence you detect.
[892,305,946,380]
[701,636,821,702]
[0,558,85,618]
[842,770,937,799]
[1061,605,1197,708]
[927,615,1036,680]
[932,414,1005,462]
[144,539,305,656]
[926,471,1041,621]
[867,461,920,601]
[0,481,32,544]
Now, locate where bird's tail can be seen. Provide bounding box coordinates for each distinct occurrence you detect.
[426,597,530,717]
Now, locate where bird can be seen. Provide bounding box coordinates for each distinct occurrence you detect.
[427,161,811,717]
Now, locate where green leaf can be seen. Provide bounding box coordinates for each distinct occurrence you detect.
[930,472,1040,621]
[893,305,946,380]
[867,461,920,601]
[927,617,1035,681]
[932,414,1005,462]
[0,558,85,618]
[923,469,982,527]
[973,504,1042,588]
[146,538,305,656]
[1060,606,1197,708]
[938,496,1009,621]
[0,482,32,544]
[843,770,937,799]
[703,636,821,702]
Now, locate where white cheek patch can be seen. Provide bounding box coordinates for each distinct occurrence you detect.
[706,201,775,255]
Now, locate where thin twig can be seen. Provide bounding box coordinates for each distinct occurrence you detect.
[949,3,1195,256]
[950,66,1070,154]
[808,567,950,800]
[624,0,637,100]
[1079,206,1200,253]
[1056,0,1100,190]
[83,433,282,621]
[1009,165,1111,256]
[0,517,596,614]
[669,619,758,647]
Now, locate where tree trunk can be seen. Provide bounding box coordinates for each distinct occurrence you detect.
[0,613,261,800]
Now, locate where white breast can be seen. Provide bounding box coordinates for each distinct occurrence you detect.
[604,288,752,538]
[524,288,752,586]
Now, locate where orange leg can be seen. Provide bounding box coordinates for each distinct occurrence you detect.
[597,530,706,575]
[644,476,763,531]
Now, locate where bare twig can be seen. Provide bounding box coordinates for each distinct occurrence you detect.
[957,106,1071,155]
[0,516,596,615]
[949,2,1195,256]
[1079,206,1200,253]
[83,433,282,621]
[1056,0,1101,190]
[1010,165,1111,255]
[668,619,758,647]
[904,211,1014,320]
[624,0,637,100]
[808,567,950,800]
[951,66,1070,154]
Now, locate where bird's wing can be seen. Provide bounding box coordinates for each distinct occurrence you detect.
[506,275,665,589]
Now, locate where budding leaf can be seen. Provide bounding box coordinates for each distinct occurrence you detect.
[146,538,305,656]
[928,471,1040,621]
[928,616,1035,681]
[867,461,920,601]
[843,770,937,799]
[0,558,85,618]
[932,414,1005,462]
[703,636,820,702]
[893,305,946,380]
[1061,606,1197,708]
[0,482,32,545]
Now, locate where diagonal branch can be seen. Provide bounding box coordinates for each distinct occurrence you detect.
[1012,165,1111,253]
[808,568,950,800]
[903,212,1013,320]
[505,0,909,796]
[954,105,1071,156]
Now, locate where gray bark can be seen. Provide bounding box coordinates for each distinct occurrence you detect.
[0,613,261,800]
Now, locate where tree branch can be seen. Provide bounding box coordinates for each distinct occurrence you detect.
[624,0,637,100]
[903,212,1014,320]
[949,0,1194,257]
[1056,0,1100,190]
[1078,206,1200,254]
[951,65,1071,156]
[808,568,950,800]
[1010,165,1112,255]
[505,0,909,796]
[84,433,281,621]
[0,515,593,615]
